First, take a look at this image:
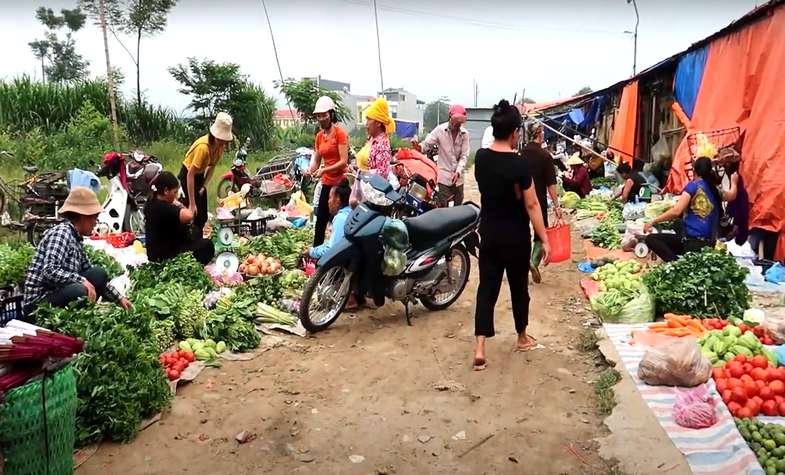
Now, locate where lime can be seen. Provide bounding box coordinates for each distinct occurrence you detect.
[755,432,764,442]
[777,459,785,472]
[764,439,777,451]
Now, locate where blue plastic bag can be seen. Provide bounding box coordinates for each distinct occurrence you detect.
[577,262,595,273]
[765,262,785,284]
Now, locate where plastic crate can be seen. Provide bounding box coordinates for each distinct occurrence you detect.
[0,293,23,326]
[0,363,77,475]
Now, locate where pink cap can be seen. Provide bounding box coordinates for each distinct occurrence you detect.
[448,104,467,118]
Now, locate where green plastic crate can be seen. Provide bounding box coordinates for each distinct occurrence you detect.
[0,363,77,475]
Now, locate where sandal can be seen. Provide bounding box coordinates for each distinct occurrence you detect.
[473,357,487,371]
[529,264,542,284]
[514,334,538,352]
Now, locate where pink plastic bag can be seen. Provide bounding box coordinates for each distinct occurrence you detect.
[672,385,718,429]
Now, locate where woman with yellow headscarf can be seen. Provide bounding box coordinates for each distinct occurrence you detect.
[350,97,396,205]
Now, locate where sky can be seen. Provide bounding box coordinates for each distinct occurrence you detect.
[0,0,762,115]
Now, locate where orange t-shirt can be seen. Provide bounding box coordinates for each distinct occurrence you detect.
[315,126,349,186]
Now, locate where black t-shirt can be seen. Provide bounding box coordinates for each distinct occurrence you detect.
[522,142,557,218]
[627,171,647,203]
[144,199,189,262]
[474,148,533,247]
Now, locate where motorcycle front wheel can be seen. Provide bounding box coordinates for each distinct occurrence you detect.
[299,263,354,333]
[420,246,471,311]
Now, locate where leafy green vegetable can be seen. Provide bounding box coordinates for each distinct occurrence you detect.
[591,209,623,249]
[591,177,617,189]
[642,248,751,319]
[0,243,34,288]
[151,319,175,353]
[129,253,212,296]
[84,246,124,280]
[202,308,260,352]
[175,289,209,339]
[239,228,312,261]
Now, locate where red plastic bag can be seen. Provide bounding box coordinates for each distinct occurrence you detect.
[546,223,571,263]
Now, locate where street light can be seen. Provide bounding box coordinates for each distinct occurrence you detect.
[436,95,449,125]
[627,0,639,75]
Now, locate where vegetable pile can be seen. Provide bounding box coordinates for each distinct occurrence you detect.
[160,350,194,381]
[179,338,225,363]
[129,253,213,296]
[239,228,311,268]
[589,260,654,323]
[84,246,124,280]
[643,248,751,319]
[648,313,707,337]
[715,355,785,418]
[698,326,777,368]
[561,191,581,209]
[735,418,785,473]
[240,253,282,276]
[590,209,623,249]
[0,243,34,289]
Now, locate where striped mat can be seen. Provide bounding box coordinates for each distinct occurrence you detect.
[603,323,765,475]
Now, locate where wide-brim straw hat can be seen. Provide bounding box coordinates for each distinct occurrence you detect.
[59,187,103,216]
[210,112,234,142]
[567,154,584,166]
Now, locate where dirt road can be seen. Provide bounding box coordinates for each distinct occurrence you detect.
[78,181,620,475]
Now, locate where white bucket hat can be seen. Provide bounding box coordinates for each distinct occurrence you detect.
[210,112,234,142]
[313,96,336,114]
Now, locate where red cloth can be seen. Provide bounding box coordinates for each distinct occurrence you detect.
[609,81,639,166]
[665,6,785,260]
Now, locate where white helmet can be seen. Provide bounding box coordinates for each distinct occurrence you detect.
[313,96,336,114]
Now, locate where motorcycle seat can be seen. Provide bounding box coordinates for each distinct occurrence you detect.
[405,205,478,250]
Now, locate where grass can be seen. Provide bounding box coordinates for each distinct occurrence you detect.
[578,327,600,352]
[594,368,622,415]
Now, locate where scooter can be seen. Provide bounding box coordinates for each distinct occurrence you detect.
[96,151,162,236]
[298,172,480,333]
[216,137,251,199]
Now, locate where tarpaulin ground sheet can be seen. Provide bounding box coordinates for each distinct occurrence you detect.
[603,323,764,474]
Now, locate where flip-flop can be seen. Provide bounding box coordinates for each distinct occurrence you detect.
[529,264,542,284]
[514,335,538,352]
[473,357,487,371]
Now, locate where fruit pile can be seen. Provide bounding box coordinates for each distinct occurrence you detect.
[239,254,282,277]
[714,355,785,418]
[699,326,777,367]
[735,418,785,475]
[702,319,775,345]
[160,350,195,381]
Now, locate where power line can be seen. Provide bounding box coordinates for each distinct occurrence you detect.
[260,0,293,115]
[372,0,385,92]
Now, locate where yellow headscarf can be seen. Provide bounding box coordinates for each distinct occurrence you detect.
[364,97,396,135]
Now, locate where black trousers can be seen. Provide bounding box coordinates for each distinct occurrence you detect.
[182,238,215,265]
[474,243,531,337]
[313,183,334,247]
[645,232,712,262]
[179,165,207,240]
[23,266,111,322]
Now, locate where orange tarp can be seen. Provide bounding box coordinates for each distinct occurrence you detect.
[609,81,639,165]
[665,6,785,260]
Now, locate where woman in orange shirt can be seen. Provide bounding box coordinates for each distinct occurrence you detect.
[309,96,349,247]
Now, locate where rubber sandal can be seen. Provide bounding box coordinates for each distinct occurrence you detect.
[514,335,538,352]
[473,357,487,371]
[530,264,542,284]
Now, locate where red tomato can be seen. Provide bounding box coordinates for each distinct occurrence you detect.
[776,368,785,381]
[763,400,779,416]
[775,395,785,405]
[741,374,754,383]
[745,380,759,398]
[173,362,187,372]
[732,387,749,404]
[753,395,764,407]
[752,356,769,369]
[712,368,725,380]
[751,368,769,381]
[167,369,180,381]
[722,389,734,404]
[737,407,753,418]
[728,378,743,389]
[715,379,729,392]
[728,363,745,379]
[763,336,775,346]
[739,324,749,333]
[779,402,785,417]
[760,387,775,400]
[747,399,762,416]
[754,326,765,337]
[735,354,748,364]
[743,363,754,374]
[183,352,195,362]
[756,380,766,390]
[770,380,785,396]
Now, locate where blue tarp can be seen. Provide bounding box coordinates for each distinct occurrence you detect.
[673,46,709,119]
[568,108,585,125]
[580,96,607,130]
[394,120,419,139]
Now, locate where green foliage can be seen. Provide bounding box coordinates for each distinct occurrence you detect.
[423,101,449,131]
[274,78,351,125]
[348,127,410,151]
[169,58,276,150]
[28,7,89,83]
[0,243,35,288]
[84,246,124,280]
[129,253,213,298]
[275,125,315,150]
[574,86,593,97]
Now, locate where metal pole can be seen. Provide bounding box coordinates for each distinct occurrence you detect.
[261,0,294,116]
[97,0,119,149]
[437,99,440,125]
[630,0,639,75]
[373,0,385,92]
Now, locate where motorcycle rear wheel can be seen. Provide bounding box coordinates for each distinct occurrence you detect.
[420,246,471,311]
[216,178,235,200]
[299,263,353,333]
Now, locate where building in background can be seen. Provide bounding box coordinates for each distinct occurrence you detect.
[378,88,425,128]
[273,109,301,129]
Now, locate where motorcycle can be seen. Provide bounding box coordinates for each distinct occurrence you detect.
[298,172,480,333]
[96,150,162,236]
[216,137,251,199]
[390,148,440,217]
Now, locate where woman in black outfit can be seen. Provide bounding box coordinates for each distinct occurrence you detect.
[144,172,215,265]
[473,100,551,371]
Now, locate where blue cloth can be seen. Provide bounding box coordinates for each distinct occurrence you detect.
[309,206,351,259]
[394,120,419,139]
[765,263,785,284]
[674,46,709,119]
[67,168,102,194]
[682,179,720,239]
[579,96,606,130]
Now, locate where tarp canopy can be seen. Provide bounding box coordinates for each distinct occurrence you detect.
[666,5,785,259]
[609,81,639,165]
[394,120,418,139]
[673,46,709,119]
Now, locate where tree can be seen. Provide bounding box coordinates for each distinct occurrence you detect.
[574,86,593,97]
[274,78,351,127]
[423,101,449,131]
[81,0,177,107]
[28,7,89,83]
[169,58,276,149]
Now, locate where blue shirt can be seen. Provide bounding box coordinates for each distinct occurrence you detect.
[683,179,720,239]
[309,206,351,259]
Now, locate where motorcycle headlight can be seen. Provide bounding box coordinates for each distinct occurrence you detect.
[360,179,393,207]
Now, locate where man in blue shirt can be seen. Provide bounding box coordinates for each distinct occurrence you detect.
[309,179,351,259]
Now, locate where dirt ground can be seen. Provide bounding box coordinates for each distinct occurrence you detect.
[78,181,623,475]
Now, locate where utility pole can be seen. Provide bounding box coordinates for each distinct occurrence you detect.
[373,0,385,92]
[97,0,119,149]
[261,0,293,115]
[627,0,639,75]
[473,79,478,107]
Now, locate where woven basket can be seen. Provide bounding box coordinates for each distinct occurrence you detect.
[0,363,77,475]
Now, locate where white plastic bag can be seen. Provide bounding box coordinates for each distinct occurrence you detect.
[638,339,711,387]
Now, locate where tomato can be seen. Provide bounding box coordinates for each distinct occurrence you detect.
[760,387,775,400]
[743,363,754,374]
[756,380,766,390]
[739,324,749,333]
[747,399,761,416]
[184,352,195,362]
[752,356,769,369]
[728,363,745,379]
[776,368,785,381]
[728,401,742,415]
[779,402,785,417]
[775,395,785,405]
[715,378,729,392]
[763,336,775,346]
[751,368,769,381]
[737,407,753,418]
[173,362,187,372]
[732,387,749,404]
[712,368,725,380]
[167,369,180,381]
[744,380,759,398]
[728,378,743,389]
[722,389,734,403]
[740,374,753,384]
[763,400,779,416]
[735,354,748,364]
[753,396,764,407]
[770,380,785,396]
